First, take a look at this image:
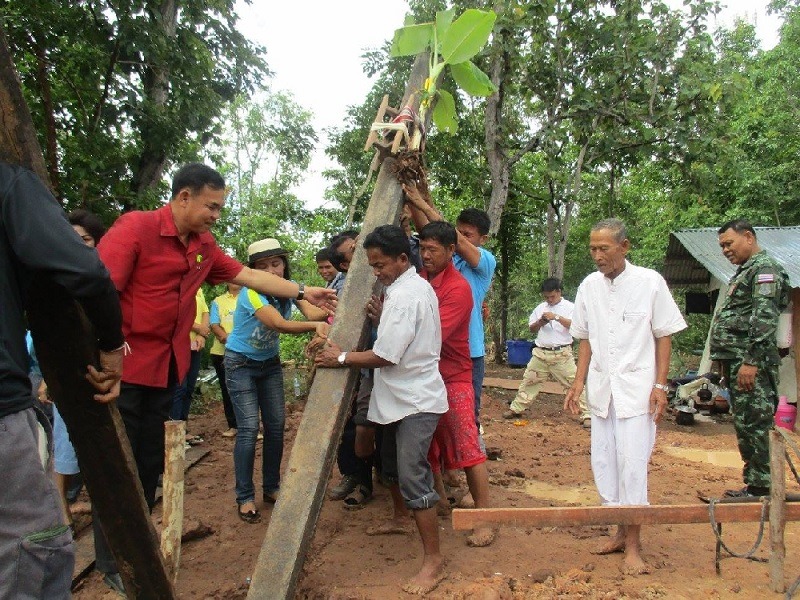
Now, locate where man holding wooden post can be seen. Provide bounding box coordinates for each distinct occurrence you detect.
[92,162,336,592]
[316,224,448,595]
[0,161,124,599]
[565,218,686,574]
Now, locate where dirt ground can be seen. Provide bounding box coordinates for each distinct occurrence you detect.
[72,363,800,599]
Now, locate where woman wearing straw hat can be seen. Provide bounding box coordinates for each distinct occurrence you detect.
[225,238,330,523]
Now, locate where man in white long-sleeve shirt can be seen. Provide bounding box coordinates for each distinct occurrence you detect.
[565,218,686,575]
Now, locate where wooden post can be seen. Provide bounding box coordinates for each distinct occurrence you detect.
[0,26,175,599]
[161,420,187,585]
[246,54,431,600]
[792,288,800,403]
[769,430,787,593]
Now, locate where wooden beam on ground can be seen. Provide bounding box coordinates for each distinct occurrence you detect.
[769,430,787,593]
[483,377,564,394]
[452,502,800,530]
[0,26,175,600]
[246,54,431,600]
[161,420,187,585]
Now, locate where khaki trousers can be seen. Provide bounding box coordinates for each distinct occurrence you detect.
[510,347,589,418]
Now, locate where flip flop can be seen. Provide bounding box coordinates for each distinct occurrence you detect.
[343,484,372,510]
[237,505,261,524]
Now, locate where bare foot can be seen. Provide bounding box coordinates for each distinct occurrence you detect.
[466,526,496,547]
[366,519,413,536]
[591,538,625,555]
[620,553,650,575]
[401,556,445,595]
[436,501,452,517]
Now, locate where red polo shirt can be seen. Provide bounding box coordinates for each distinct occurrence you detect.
[421,262,473,385]
[98,204,242,387]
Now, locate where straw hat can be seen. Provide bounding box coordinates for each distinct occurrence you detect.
[247,238,289,265]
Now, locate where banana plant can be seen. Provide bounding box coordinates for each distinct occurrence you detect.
[390,7,497,135]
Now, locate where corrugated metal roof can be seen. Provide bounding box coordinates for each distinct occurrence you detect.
[663,226,800,288]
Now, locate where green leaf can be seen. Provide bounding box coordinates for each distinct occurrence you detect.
[432,89,458,134]
[440,9,496,65]
[435,9,455,42]
[390,23,434,57]
[450,61,496,97]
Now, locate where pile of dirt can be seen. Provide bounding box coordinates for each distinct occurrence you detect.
[73,364,799,599]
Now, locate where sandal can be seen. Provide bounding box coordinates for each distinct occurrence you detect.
[237,505,261,524]
[343,484,372,510]
[263,491,279,505]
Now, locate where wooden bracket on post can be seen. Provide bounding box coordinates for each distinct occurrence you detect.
[245,53,431,600]
[363,93,419,160]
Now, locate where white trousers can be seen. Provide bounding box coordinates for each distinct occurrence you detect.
[591,401,656,506]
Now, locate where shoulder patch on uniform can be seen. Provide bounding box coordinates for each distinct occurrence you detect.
[757,273,775,284]
[758,283,776,297]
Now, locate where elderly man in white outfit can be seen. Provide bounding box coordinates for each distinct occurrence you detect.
[565,218,686,575]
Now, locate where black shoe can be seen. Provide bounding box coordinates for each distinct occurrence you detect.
[724,485,770,498]
[328,475,358,500]
[103,572,127,597]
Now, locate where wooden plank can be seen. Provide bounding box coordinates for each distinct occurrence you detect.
[246,53,432,600]
[769,430,787,593]
[451,503,800,530]
[482,376,565,394]
[161,420,187,585]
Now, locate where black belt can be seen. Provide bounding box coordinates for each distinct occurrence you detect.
[536,344,570,351]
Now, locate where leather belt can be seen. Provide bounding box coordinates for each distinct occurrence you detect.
[536,344,570,351]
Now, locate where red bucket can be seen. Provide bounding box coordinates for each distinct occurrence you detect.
[775,396,797,432]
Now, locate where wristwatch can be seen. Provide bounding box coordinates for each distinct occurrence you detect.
[337,352,347,366]
[296,282,305,301]
[653,383,669,392]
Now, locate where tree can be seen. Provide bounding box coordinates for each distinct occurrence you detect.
[3,0,268,214]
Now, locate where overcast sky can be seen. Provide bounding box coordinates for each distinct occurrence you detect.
[233,1,783,210]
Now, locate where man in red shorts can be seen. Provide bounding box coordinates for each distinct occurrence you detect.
[418,221,495,547]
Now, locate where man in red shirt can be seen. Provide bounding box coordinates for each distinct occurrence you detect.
[94,163,335,591]
[418,221,495,548]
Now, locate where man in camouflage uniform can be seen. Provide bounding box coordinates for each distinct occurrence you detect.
[710,219,790,497]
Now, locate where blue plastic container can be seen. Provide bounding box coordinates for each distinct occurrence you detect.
[506,339,534,367]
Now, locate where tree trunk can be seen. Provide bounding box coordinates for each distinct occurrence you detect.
[129,0,178,204]
[32,40,61,200]
[496,214,509,363]
[0,28,49,186]
[485,1,511,235]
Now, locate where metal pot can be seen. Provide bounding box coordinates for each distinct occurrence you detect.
[675,405,696,426]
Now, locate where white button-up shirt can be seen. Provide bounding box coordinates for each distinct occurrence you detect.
[571,261,687,418]
[529,298,575,348]
[369,266,448,424]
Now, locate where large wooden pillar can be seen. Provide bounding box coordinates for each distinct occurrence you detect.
[246,54,430,600]
[0,26,175,599]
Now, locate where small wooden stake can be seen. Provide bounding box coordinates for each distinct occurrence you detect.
[769,430,787,593]
[161,420,187,585]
